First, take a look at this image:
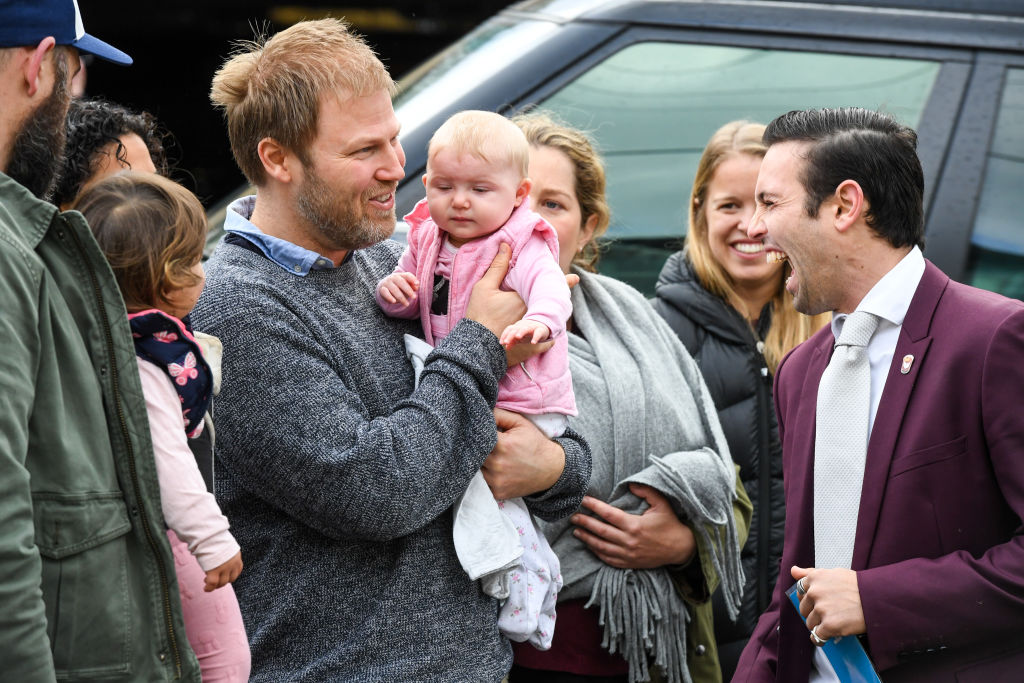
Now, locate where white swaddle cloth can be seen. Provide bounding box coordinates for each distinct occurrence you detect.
[403,334,523,594]
[404,334,561,648]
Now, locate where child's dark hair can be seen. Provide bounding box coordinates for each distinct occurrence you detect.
[76,172,207,313]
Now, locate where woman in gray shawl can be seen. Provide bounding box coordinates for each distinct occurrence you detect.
[508,113,752,683]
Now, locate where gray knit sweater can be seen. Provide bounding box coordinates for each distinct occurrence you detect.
[191,236,590,682]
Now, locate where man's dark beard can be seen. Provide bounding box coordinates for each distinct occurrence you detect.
[6,51,70,201]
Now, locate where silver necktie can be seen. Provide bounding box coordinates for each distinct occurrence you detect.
[814,310,881,569]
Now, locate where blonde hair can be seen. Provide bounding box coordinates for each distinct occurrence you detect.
[210,18,395,185]
[687,120,829,372]
[75,172,208,314]
[512,111,610,272]
[427,110,529,179]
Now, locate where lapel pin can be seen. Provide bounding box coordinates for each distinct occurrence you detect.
[901,354,914,374]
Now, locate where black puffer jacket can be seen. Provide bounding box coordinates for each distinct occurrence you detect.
[652,252,785,682]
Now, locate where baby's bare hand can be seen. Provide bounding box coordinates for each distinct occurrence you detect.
[378,272,419,306]
[204,551,243,592]
[499,319,550,348]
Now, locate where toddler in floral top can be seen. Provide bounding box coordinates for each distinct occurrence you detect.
[77,172,250,681]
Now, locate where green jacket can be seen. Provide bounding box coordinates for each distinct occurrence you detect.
[0,173,200,681]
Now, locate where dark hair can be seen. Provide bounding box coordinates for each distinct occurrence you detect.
[763,107,924,249]
[53,97,168,207]
[76,172,207,314]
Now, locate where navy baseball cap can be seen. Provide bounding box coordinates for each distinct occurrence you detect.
[0,0,131,65]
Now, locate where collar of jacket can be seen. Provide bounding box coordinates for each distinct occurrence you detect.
[656,250,771,344]
[0,171,62,250]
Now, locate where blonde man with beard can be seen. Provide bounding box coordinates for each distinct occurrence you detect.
[193,19,591,682]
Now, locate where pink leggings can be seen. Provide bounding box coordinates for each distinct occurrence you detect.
[168,530,251,682]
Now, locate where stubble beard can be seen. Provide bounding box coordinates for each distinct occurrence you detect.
[790,265,835,317]
[792,288,814,316]
[7,51,71,200]
[296,165,396,253]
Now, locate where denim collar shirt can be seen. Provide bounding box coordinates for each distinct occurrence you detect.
[224,195,337,276]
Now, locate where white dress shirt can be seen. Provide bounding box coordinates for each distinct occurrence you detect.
[829,246,926,433]
[810,246,926,683]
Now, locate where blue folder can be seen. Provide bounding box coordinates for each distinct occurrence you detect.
[787,582,882,683]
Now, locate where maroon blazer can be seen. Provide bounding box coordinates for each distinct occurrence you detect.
[733,261,1024,682]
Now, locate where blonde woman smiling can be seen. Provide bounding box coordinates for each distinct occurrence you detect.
[653,121,829,681]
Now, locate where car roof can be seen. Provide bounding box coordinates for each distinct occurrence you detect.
[509,0,1024,52]
[518,0,1024,19]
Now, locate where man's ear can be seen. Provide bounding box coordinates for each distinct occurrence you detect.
[257,137,296,184]
[833,179,865,233]
[25,38,57,97]
[514,177,532,207]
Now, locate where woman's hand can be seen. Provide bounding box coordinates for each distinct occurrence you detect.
[570,483,696,569]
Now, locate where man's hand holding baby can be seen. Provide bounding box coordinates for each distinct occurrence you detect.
[378,272,420,306]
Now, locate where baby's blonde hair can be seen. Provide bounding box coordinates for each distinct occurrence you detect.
[427,110,529,178]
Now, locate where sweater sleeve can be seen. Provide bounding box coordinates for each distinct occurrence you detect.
[198,266,510,541]
[136,359,240,571]
[523,425,591,521]
[507,234,588,518]
[504,233,572,339]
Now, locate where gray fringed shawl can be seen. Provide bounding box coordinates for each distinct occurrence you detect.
[541,269,744,683]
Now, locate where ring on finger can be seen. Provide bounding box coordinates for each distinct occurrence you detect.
[810,625,828,646]
[796,577,808,595]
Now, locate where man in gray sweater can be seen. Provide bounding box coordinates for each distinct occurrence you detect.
[193,18,591,682]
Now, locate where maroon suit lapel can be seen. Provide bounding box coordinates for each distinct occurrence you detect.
[851,261,948,569]
[778,335,833,683]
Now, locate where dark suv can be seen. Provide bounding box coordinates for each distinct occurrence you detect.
[209,0,1024,299]
[391,0,1024,297]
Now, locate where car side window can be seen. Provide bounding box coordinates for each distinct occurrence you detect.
[538,41,941,293]
[966,68,1024,301]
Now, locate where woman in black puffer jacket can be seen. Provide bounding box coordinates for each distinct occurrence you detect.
[652,121,829,682]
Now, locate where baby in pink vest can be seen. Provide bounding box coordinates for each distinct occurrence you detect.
[376,110,574,649]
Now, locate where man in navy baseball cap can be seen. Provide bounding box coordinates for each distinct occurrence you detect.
[0,1,202,680]
[0,0,131,64]
[0,0,132,199]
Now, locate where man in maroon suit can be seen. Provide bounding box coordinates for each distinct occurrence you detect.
[733,107,1024,682]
